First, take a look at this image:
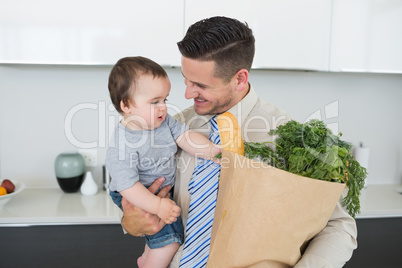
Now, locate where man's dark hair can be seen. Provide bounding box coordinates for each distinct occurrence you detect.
[177,16,255,82]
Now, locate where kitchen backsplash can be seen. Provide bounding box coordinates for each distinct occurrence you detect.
[1,65,401,187]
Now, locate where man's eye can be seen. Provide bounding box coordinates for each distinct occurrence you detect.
[195,83,206,89]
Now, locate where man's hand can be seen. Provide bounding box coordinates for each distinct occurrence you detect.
[121,177,172,236]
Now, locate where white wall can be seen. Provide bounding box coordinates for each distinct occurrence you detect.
[1,65,401,188]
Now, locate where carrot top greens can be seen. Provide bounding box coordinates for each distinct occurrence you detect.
[244,119,367,218]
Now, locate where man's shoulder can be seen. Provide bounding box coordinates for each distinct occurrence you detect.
[250,97,294,124]
[173,106,196,124]
[241,97,294,143]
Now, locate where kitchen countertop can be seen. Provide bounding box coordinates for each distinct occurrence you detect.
[0,184,401,226]
[356,184,402,219]
[0,188,121,226]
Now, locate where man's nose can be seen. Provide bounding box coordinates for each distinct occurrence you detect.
[185,84,199,100]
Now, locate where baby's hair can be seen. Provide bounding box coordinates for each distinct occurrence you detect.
[108,56,168,114]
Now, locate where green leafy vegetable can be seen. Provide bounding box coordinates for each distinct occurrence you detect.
[244,119,367,218]
[214,152,222,159]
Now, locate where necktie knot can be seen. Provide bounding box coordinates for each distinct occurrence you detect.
[210,115,218,128]
[209,115,220,144]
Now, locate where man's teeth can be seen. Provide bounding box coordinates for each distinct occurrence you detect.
[196,99,207,102]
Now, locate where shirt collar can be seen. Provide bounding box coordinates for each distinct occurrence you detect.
[227,83,258,127]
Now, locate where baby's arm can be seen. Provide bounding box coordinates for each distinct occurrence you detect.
[120,182,181,224]
[176,129,221,161]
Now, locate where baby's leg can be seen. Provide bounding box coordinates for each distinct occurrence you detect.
[142,242,180,268]
[137,244,150,268]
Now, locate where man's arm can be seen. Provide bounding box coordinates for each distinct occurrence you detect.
[294,203,358,268]
[121,177,172,236]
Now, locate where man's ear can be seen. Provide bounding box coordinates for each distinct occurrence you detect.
[120,100,131,114]
[234,69,249,92]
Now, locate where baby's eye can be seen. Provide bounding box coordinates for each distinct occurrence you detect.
[164,98,168,103]
[151,101,159,105]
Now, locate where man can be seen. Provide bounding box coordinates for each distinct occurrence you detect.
[121,16,357,267]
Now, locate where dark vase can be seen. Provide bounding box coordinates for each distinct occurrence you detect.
[54,152,85,193]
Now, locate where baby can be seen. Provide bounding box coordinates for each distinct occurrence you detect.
[105,56,220,267]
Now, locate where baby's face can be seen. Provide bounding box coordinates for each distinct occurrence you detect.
[124,75,171,131]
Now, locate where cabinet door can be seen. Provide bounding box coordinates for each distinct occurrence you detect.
[184,0,332,71]
[0,0,184,66]
[330,0,402,73]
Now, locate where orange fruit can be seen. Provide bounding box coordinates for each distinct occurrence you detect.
[0,186,7,196]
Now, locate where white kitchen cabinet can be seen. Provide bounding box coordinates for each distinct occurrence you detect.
[184,0,332,71]
[330,0,402,73]
[0,0,184,66]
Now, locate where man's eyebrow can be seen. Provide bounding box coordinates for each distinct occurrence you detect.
[181,71,208,88]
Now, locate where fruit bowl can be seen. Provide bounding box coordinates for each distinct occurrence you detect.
[0,181,25,210]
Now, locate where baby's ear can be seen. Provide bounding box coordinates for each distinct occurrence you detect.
[120,100,131,114]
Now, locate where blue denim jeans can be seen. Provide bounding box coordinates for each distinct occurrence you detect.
[109,190,184,249]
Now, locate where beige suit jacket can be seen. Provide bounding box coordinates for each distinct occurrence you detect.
[170,85,357,267]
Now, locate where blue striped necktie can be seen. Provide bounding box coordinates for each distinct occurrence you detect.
[179,115,221,268]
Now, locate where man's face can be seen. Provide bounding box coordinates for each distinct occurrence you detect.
[181,57,237,115]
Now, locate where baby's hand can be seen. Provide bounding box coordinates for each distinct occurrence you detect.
[157,198,181,224]
[210,144,222,164]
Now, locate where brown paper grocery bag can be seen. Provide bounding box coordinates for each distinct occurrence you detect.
[207,151,345,268]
